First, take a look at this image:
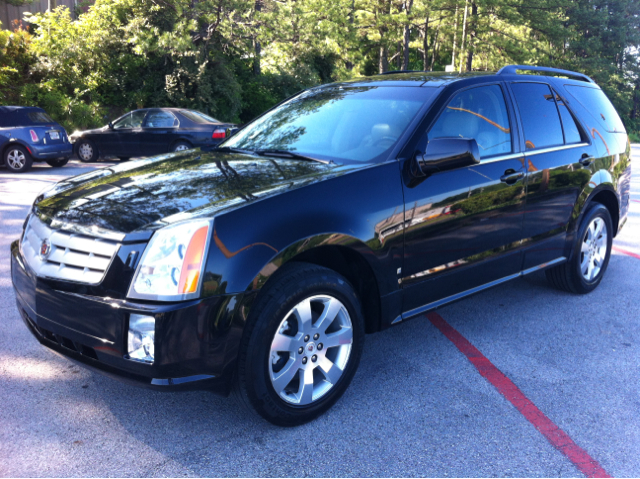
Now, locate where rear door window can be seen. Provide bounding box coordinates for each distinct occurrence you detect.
[144,110,178,128]
[428,84,512,159]
[565,85,626,133]
[511,82,564,150]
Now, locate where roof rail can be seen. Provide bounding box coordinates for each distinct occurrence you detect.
[497,65,594,83]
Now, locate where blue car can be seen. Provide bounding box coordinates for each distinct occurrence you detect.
[0,106,73,173]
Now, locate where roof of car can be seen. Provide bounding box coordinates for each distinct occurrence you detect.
[332,65,597,89]
[0,106,46,113]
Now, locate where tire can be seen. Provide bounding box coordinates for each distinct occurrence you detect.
[171,141,192,152]
[4,145,33,173]
[118,157,130,162]
[545,203,613,294]
[76,139,99,162]
[46,158,69,167]
[234,262,365,426]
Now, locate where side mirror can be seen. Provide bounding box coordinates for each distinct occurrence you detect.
[108,122,114,129]
[412,137,480,177]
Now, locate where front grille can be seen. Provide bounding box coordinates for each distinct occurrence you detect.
[21,215,119,285]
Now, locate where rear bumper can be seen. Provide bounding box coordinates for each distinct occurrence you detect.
[11,239,254,394]
[29,143,73,160]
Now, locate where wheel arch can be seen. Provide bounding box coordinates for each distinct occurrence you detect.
[220,234,385,335]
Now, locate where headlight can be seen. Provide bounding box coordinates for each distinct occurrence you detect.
[127,219,211,301]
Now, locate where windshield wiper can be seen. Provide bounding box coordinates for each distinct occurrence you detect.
[254,149,332,164]
[208,146,257,155]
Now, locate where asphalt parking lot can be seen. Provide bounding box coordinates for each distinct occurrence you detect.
[0,153,638,477]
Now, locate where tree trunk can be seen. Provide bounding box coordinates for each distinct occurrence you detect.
[458,0,469,72]
[380,45,389,73]
[632,81,640,120]
[450,2,459,69]
[423,11,430,71]
[253,0,262,76]
[430,20,441,71]
[402,0,414,71]
[465,1,477,71]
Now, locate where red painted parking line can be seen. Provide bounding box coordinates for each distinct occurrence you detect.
[613,245,640,260]
[427,312,610,478]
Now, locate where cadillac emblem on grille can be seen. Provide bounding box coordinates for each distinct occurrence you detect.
[39,239,51,259]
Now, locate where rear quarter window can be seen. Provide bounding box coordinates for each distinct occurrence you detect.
[565,85,626,133]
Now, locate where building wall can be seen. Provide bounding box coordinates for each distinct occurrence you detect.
[1,0,76,30]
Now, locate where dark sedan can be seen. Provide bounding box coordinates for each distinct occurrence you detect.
[70,108,236,162]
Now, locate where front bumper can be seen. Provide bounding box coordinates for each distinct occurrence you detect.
[11,239,253,394]
[30,143,73,160]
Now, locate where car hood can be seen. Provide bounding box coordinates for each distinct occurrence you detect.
[34,150,346,238]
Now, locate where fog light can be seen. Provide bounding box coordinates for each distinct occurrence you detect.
[127,314,155,363]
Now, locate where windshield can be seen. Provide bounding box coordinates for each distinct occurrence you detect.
[180,110,220,124]
[223,86,434,164]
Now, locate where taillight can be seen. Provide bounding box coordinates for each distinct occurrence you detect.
[212,128,226,139]
[29,130,38,142]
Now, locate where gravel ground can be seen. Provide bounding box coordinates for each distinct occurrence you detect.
[0,153,638,477]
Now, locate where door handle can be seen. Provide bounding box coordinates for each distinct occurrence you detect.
[500,171,524,184]
[579,154,594,166]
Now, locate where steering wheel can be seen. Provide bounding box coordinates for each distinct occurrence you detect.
[372,136,398,148]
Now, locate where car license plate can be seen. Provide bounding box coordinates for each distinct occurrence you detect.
[49,131,60,140]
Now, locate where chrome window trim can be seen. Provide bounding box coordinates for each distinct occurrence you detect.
[476,142,589,165]
[524,142,588,157]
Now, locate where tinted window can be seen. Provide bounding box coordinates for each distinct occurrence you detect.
[180,110,220,124]
[27,111,54,123]
[144,110,178,128]
[429,84,511,159]
[511,83,563,150]
[224,86,434,164]
[555,94,582,144]
[113,110,147,129]
[565,85,626,133]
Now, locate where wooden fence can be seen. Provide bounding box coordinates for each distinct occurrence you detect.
[1,0,77,30]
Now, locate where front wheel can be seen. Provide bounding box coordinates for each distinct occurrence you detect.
[234,262,365,426]
[546,203,613,294]
[46,158,69,167]
[4,145,33,173]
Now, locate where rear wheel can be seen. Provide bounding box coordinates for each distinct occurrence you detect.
[46,158,69,167]
[546,203,613,294]
[76,140,98,162]
[171,141,192,152]
[4,145,33,173]
[234,262,365,426]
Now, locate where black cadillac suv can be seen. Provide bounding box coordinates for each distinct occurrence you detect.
[11,65,631,426]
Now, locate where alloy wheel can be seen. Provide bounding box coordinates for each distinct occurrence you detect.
[580,217,608,281]
[7,149,26,170]
[174,144,190,151]
[268,295,353,406]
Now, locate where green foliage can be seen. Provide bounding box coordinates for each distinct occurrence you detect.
[1,0,639,136]
[0,20,35,104]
